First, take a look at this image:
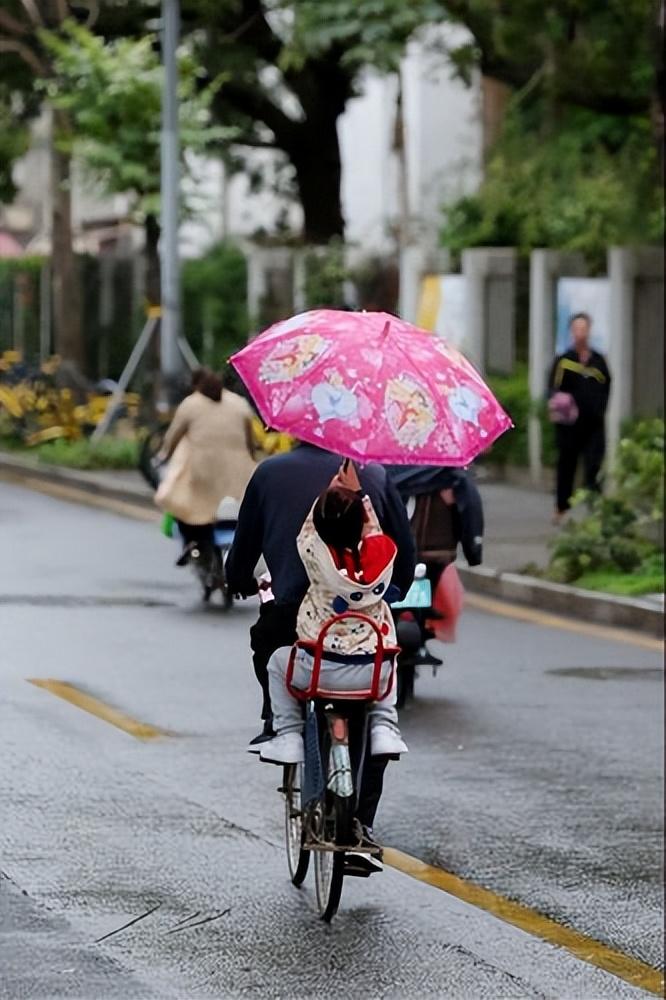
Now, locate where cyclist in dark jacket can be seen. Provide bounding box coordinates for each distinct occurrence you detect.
[225,442,415,837]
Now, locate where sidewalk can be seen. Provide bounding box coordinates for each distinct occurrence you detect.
[0,451,662,634]
[477,479,555,573]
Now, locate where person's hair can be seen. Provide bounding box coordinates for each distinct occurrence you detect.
[569,312,592,328]
[313,486,364,568]
[192,367,223,402]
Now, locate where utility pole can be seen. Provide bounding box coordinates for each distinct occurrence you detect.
[160,0,182,404]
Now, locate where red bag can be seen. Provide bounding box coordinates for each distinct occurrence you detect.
[428,563,464,643]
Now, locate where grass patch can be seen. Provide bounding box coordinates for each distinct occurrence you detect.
[575,569,664,597]
[34,437,139,470]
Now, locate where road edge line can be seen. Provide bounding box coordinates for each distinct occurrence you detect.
[384,847,665,996]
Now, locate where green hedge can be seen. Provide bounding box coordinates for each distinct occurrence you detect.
[35,437,140,469]
[183,242,249,368]
[0,257,45,358]
[484,365,556,467]
[548,418,664,584]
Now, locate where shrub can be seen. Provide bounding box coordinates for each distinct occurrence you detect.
[183,242,249,368]
[483,365,556,467]
[548,419,664,583]
[303,240,348,309]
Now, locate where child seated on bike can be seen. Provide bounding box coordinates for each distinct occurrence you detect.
[259,463,409,765]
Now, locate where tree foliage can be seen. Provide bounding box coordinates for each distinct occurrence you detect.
[441,107,663,263]
[40,21,230,218]
[0,88,30,204]
[433,0,664,258]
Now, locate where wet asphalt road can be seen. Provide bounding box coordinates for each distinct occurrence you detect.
[0,481,663,999]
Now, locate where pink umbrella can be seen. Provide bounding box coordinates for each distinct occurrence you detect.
[231,309,512,466]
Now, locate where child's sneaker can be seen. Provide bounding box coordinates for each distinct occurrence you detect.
[259,732,304,764]
[371,726,408,756]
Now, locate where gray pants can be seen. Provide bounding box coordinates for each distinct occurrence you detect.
[267,647,400,736]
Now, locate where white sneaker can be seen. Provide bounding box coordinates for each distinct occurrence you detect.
[259,732,304,764]
[371,727,408,756]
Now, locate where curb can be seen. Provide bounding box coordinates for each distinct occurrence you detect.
[458,566,663,639]
[2,453,662,638]
[0,453,154,511]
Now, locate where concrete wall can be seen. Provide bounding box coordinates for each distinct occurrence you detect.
[607,246,665,458]
[462,247,517,373]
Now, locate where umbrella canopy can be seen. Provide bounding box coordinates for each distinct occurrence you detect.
[231,309,512,466]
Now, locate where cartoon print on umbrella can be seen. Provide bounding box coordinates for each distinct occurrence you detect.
[385,376,436,450]
[259,333,329,383]
[446,385,487,435]
[311,372,359,424]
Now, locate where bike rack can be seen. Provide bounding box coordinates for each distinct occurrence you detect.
[286,612,399,703]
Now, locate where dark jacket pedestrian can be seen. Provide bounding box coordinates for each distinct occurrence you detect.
[548,313,611,518]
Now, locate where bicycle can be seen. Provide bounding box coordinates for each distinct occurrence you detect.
[280,613,398,921]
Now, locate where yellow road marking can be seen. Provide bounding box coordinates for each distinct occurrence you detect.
[28,679,167,741]
[384,848,665,996]
[0,470,158,523]
[465,591,663,652]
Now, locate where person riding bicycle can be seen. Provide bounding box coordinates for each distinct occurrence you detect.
[225,441,415,852]
[259,469,409,765]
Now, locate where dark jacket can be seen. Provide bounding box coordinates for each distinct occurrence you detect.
[548,349,611,423]
[386,465,484,567]
[226,445,416,605]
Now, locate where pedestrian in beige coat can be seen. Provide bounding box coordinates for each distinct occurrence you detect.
[155,369,256,550]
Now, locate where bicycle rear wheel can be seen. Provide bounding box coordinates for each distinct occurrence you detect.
[314,849,345,922]
[284,764,310,886]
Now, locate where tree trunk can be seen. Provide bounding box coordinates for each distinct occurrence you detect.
[480,75,512,160]
[144,213,161,306]
[50,109,84,371]
[291,117,345,243]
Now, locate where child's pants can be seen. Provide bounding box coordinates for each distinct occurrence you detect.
[267,646,400,736]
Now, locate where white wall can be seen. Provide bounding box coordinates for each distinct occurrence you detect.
[339,25,482,256]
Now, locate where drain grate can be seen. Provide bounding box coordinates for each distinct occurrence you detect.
[0,595,175,608]
[547,666,662,682]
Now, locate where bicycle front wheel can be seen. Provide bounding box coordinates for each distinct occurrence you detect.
[314,849,345,922]
[284,764,310,886]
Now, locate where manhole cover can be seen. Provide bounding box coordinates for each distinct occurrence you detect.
[0,595,175,608]
[547,666,662,682]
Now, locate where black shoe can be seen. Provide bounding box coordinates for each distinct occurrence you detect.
[360,826,383,859]
[176,542,197,567]
[344,824,383,875]
[246,722,275,754]
[415,647,443,668]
